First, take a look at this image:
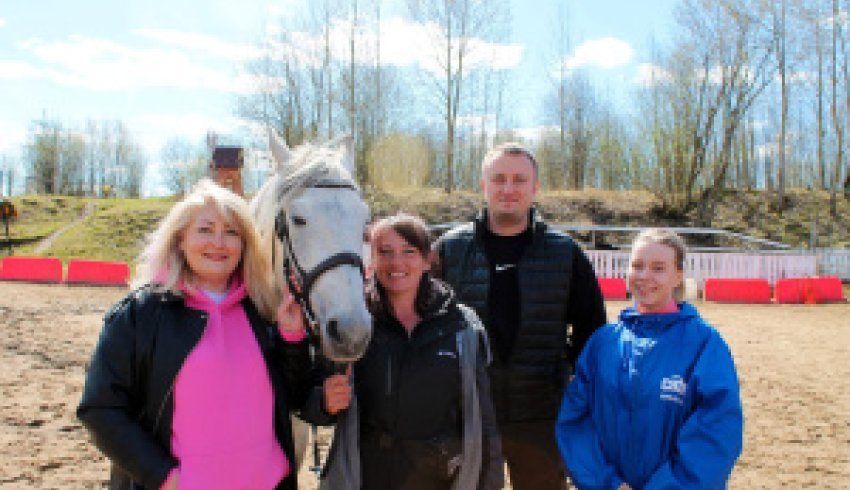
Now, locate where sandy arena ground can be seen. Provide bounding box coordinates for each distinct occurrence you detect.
[0,282,848,489]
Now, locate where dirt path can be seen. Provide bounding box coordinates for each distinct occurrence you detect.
[32,201,95,254]
[0,283,848,488]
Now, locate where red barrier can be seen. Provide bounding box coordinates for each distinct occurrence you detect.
[0,256,63,283]
[811,277,845,302]
[66,259,130,286]
[703,278,772,303]
[598,278,628,300]
[774,278,808,304]
[776,277,846,304]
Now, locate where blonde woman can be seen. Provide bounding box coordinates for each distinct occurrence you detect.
[556,228,743,489]
[78,179,311,490]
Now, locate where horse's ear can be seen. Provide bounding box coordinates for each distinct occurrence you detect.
[330,134,355,177]
[268,128,290,170]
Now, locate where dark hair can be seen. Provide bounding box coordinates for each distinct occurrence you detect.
[369,213,432,256]
[365,213,437,319]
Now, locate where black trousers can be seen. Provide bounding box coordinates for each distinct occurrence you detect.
[500,420,569,490]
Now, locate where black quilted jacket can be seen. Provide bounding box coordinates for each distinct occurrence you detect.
[435,209,606,422]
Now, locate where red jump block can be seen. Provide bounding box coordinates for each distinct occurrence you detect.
[775,277,845,304]
[703,278,772,303]
[0,256,63,283]
[598,278,628,300]
[811,277,845,302]
[66,259,130,287]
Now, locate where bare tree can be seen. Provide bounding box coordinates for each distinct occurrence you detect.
[830,0,843,216]
[776,0,788,209]
[160,137,207,195]
[407,0,509,192]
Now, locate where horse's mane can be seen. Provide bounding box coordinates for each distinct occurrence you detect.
[250,141,358,291]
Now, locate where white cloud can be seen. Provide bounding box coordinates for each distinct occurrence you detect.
[632,63,674,87]
[0,60,49,80]
[262,16,523,75]
[133,28,263,61]
[0,17,6,28]
[15,34,251,92]
[563,37,634,72]
[692,64,762,86]
[0,120,27,153]
[779,70,816,85]
[457,114,496,129]
[132,113,249,148]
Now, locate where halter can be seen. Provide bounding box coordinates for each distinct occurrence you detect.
[274,180,365,331]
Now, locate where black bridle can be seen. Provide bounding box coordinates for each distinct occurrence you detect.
[274,181,365,330]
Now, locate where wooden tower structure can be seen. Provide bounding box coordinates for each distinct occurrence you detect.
[209,146,244,196]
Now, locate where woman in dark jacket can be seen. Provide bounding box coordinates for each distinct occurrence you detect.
[292,213,503,490]
[77,179,312,490]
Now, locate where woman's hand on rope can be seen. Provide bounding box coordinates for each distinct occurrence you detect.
[323,365,352,415]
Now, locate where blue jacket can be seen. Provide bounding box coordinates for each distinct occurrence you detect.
[555,302,743,490]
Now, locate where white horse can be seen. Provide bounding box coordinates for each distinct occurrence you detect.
[250,130,372,469]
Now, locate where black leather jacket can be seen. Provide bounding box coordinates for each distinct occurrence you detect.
[77,287,312,490]
[435,209,607,422]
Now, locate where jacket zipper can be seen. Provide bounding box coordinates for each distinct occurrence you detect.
[152,312,208,433]
[386,351,393,396]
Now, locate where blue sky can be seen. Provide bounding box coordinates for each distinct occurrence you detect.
[0,0,678,195]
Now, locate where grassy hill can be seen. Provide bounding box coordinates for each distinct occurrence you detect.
[2,195,173,265]
[2,188,848,265]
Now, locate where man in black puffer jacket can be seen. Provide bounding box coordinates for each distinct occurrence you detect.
[434,143,607,490]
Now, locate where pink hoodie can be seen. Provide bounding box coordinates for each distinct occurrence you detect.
[167,279,289,489]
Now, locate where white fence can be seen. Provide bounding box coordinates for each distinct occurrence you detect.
[817,249,850,280]
[587,251,822,290]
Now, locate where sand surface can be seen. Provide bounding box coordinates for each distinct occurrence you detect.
[1,282,848,488]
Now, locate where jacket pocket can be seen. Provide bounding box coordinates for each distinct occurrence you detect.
[405,434,463,481]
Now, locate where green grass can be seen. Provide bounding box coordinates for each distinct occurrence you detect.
[48,197,173,264]
[1,188,848,266]
[2,195,89,252]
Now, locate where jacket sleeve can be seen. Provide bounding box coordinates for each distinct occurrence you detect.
[475,330,505,490]
[430,237,446,279]
[555,335,625,490]
[76,296,176,490]
[294,357,341,426]
[643,332,744,489]
[274,333,314,413]
[566,247,607,364]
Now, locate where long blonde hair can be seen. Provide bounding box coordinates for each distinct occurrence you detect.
[134,178,277,320]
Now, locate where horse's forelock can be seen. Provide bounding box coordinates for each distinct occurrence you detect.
[252,139,357,249]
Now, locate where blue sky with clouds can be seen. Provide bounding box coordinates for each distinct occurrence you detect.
[0,0,677,195]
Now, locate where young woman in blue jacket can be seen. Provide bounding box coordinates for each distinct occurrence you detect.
[556,228,743,490]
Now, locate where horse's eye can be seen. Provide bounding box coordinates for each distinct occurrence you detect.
[292,216,307,226]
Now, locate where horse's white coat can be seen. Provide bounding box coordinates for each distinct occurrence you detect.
[251,131,373,473]
[251,129,372,362]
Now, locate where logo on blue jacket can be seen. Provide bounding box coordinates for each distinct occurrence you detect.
[659,375,687,405]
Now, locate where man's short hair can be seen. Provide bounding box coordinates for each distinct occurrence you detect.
[481,142,539,178]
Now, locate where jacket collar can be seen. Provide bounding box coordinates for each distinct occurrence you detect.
[618,301,699,334]
[473,206,546,242]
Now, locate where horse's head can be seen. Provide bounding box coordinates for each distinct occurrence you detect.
[252,130,372,362]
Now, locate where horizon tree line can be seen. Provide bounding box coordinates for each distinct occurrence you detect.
[6,0,850,221]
